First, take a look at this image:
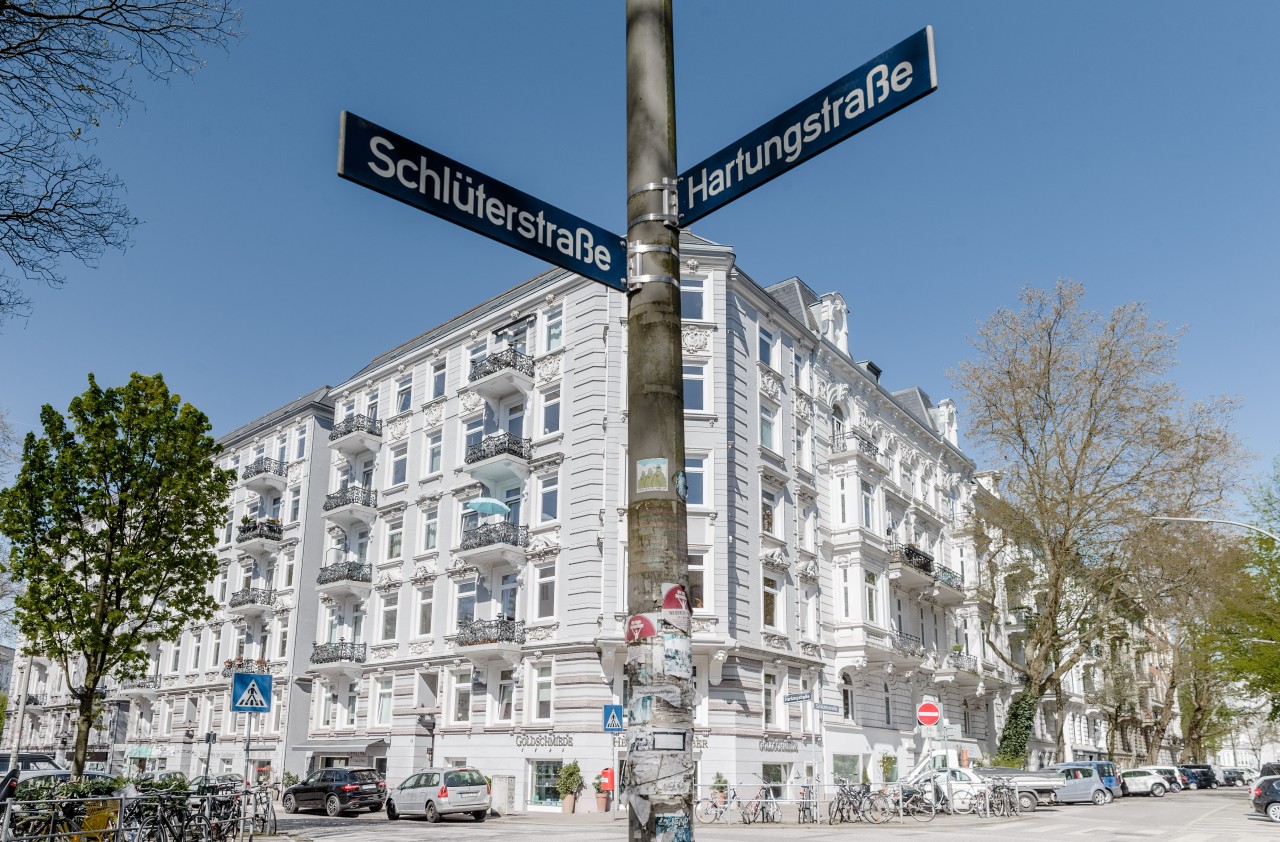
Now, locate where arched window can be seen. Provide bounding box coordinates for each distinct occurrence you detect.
[831,406,845,449]
[840,670,856,722]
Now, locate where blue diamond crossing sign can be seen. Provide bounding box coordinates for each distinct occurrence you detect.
[231,672,272,712]
[603,704,624,733]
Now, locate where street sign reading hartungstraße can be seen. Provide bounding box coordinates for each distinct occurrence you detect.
[678,27,937,226]
[338,112,627,292]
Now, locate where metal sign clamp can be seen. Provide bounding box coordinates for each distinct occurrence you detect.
[628,178,681,230]
[627,242,679,291]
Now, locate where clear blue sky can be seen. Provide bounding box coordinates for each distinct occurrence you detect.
[3,1,1278,503]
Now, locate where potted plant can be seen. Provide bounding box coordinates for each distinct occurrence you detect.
[878,752,898,783]
[711,772,729,805]
[593,774,610,812]
[557,761,583,813]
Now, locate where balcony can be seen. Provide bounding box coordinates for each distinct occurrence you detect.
[467,347,534,403]
[241,457,287,495]
[322,487,378,529]
[235,519,283,556]
[455,618,525,664]
[931,564,966,605]
[316,560,373,601]
[831,431,882,470]
[889,543,934,588]
[220,659,271,679]
[226,587,276,617]
[946,652,979,673]
[463,432,532,486]
[454,521,529,571]
[328,414,383,459]
[116,677,159,698]
[23,694,48,708]
[889,631,926,660]
[309,640,366,680]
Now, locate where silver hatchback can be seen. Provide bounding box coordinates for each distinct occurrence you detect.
[386,766,491,823]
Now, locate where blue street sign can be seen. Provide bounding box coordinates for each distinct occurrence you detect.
[678,27,937,226]
[231,672,272,712]
[338,112,627,292]
[603,704,625,733]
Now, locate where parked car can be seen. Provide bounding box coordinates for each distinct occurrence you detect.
[1261,762,1280,778]
[1049,761,1122,799]
[1181,763,1224,785]
[1120,769,1167,797]
[1179,766,1218,790]
[385,766,490,823]
[282,767,386,816]
[1233,767,1261,785]
[1252,775,1280,822]
[188,774,244,794]
[1052,765,1112,805]
[1222,768,1246,787]
[1138,765,1184,793]
[135,770,189,791]
[0,754,65,781]
[971,766,1063,811]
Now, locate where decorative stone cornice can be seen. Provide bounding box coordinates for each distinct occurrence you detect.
[422,398,445,429]
[525,623,558,642]
[761,548,791,574]
[762,633,788,650]
[415,491,444,509]
[408,641,433,656]
[447,562,479,581]
[794,391,813,421]
[530,452,564,474]
[535,350,564,385]
[758,363,782,401]
[458,390,483,416]
[374,573,402,593]
[386,416,410,441]
[378,500,408,519]
[451,482,484,502]
[370,644,397,661]
[682,324,713,355]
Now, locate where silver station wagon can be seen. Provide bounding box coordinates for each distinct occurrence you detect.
[386,766,491,823]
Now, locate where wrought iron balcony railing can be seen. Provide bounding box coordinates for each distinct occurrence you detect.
[236,519,283,543]
[890,543,934,574]
[934,565,964,590]
[241,457,286,481]
[465,431,532,464]
[468,347,534,382]
[317,561,373,586]
[310,640,367,665]
[229,587,275,609]
[220,659,270,678]
[457,618,526,647]
[23,694,48,706]
[889,631,925,657]
[947,652,978,672]
[460,521,529,551]
[329,414,382,441]
[120,677,159,691]
[324,487,377,511]
[833,432,879,458]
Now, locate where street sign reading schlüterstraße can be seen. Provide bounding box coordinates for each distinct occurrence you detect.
[338,112,627,291]
[678,27,937,226]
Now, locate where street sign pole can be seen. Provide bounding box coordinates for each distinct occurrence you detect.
[624,2,691,841]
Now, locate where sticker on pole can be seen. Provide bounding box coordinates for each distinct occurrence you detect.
[636,458,669,493]
[661,583,691,632]
[232,673,273,712]
[625,613,659,642]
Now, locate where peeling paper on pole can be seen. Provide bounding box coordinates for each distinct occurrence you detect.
[655,813,691,842]
[625,613,660,642]
[660,582,691,632]
[663,632,692,679]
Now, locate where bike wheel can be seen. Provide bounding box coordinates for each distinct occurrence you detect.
[951,790,973,814]
[694,799,720,824]
[828,798,841,825]
[257,801,277,836]
[910,796,936,822]
[865,794,892,824]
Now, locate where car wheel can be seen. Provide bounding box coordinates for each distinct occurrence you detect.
[1091,789,1107,806]
[1017,791,1037,812]
[472,810,487,822]
[386,800,399,821]
[425,801,441,823]
[325,794,343,817]
[1151,784,1165,798]
[1103,789,1115,804]
[1171,783,1182,793]
[282,794,298,814]
[369,804,382,813]
[1209,781,1218,789]
[1188,781,1198,790]
[1267,801,1280,822]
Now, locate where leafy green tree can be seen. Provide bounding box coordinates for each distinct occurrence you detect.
[0,373,233,775]
[954,282,1245,761]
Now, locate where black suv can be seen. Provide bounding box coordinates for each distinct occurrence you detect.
[1261,762,1280,778]
[282,767,386,816]
[1180,767,1218,790]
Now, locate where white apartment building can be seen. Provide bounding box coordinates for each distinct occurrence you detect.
[10,233,1066,806]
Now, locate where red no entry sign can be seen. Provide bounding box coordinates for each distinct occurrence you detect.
[917,701,941,726]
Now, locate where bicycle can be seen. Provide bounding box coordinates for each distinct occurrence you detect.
[827,779,890,824]
[885,783,937,822]
[694,785,740,823]
[794,774,819,824]
[741,776,781,825]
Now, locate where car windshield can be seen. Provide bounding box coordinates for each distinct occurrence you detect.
[444,770,487,787]
[348,769,381,784]
[1121,771,1147,778]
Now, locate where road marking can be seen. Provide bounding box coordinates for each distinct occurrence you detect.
[1020,822,1073,833]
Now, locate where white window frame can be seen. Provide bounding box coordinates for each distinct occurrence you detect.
[425,431,443,475]
[535,562,556,619]
[539,473,559,523]
[759,403,777,451]
[758,326,774,368]
[680,276,705,320]
[540,388,561,436]
[762,671,778,728]
[380,591,399,642]
[452,669,472,724]
[395,376,412,415]
[762,573,781,631]
[416,585,434,638]
[386,518,403,560]
[389,443,408,487]
[683,362,706,413]
[543,307,563,353]
[422,505,439,551]
[374,676,393,727]
[532,664,553,722]
[431,361,447,399]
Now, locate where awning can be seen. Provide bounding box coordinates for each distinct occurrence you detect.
[126,746,153,758]
[290,739,387,753]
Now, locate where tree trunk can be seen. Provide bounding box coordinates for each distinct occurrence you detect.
[73,689,96,777]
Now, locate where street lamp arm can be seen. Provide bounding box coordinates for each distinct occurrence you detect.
[1150,515,1280,544]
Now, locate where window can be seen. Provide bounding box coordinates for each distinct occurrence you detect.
[170,642,181,672]
[688,554,706,609]
[762,574,780,629]
[865,572,878,624]
[288,487,301,523]
[222,510,233,545]
[534,665,552,720]
[531,760,562,805]
[498,573,518,621]
[386,519,403,560]
[536,563,555,618]
[218,570,228,602]
[452,670,472,723]
[389,443,408,486]
[541,389,561,435]
[495,669,515,721]
[464,417,484,452]
[431,361,447,399]
[795,423,811,471]
[761,488,777,535]
[758,326,774,368]
[539,474,559,522]
[365,390,379,421]
[422,506,438,551]
[861,481,875,530]
[295,426,307,459]
[345,683,357,727]
[759,404,776,451]
[277,627,288,659]
[684,456,706,505]
[283,552,294,588]
[831,406,845,447]
[190,632,202,671]
[544,307,563,352]
[396,377,412,414]
[683,363,705,412]
[426,431,442,474]
[380,592,399,641]
[883,682,892,727]
[416,586,434,637]
[374,676,393,727]
[680,276,704,320]
[456,580,476,628]
[840,673,856,721]
[506,402,524,437]
[841,567,852,619]
[762,672,777,728]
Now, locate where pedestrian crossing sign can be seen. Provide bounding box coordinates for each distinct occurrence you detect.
[231,672,273,712]
[603,704,624,733]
